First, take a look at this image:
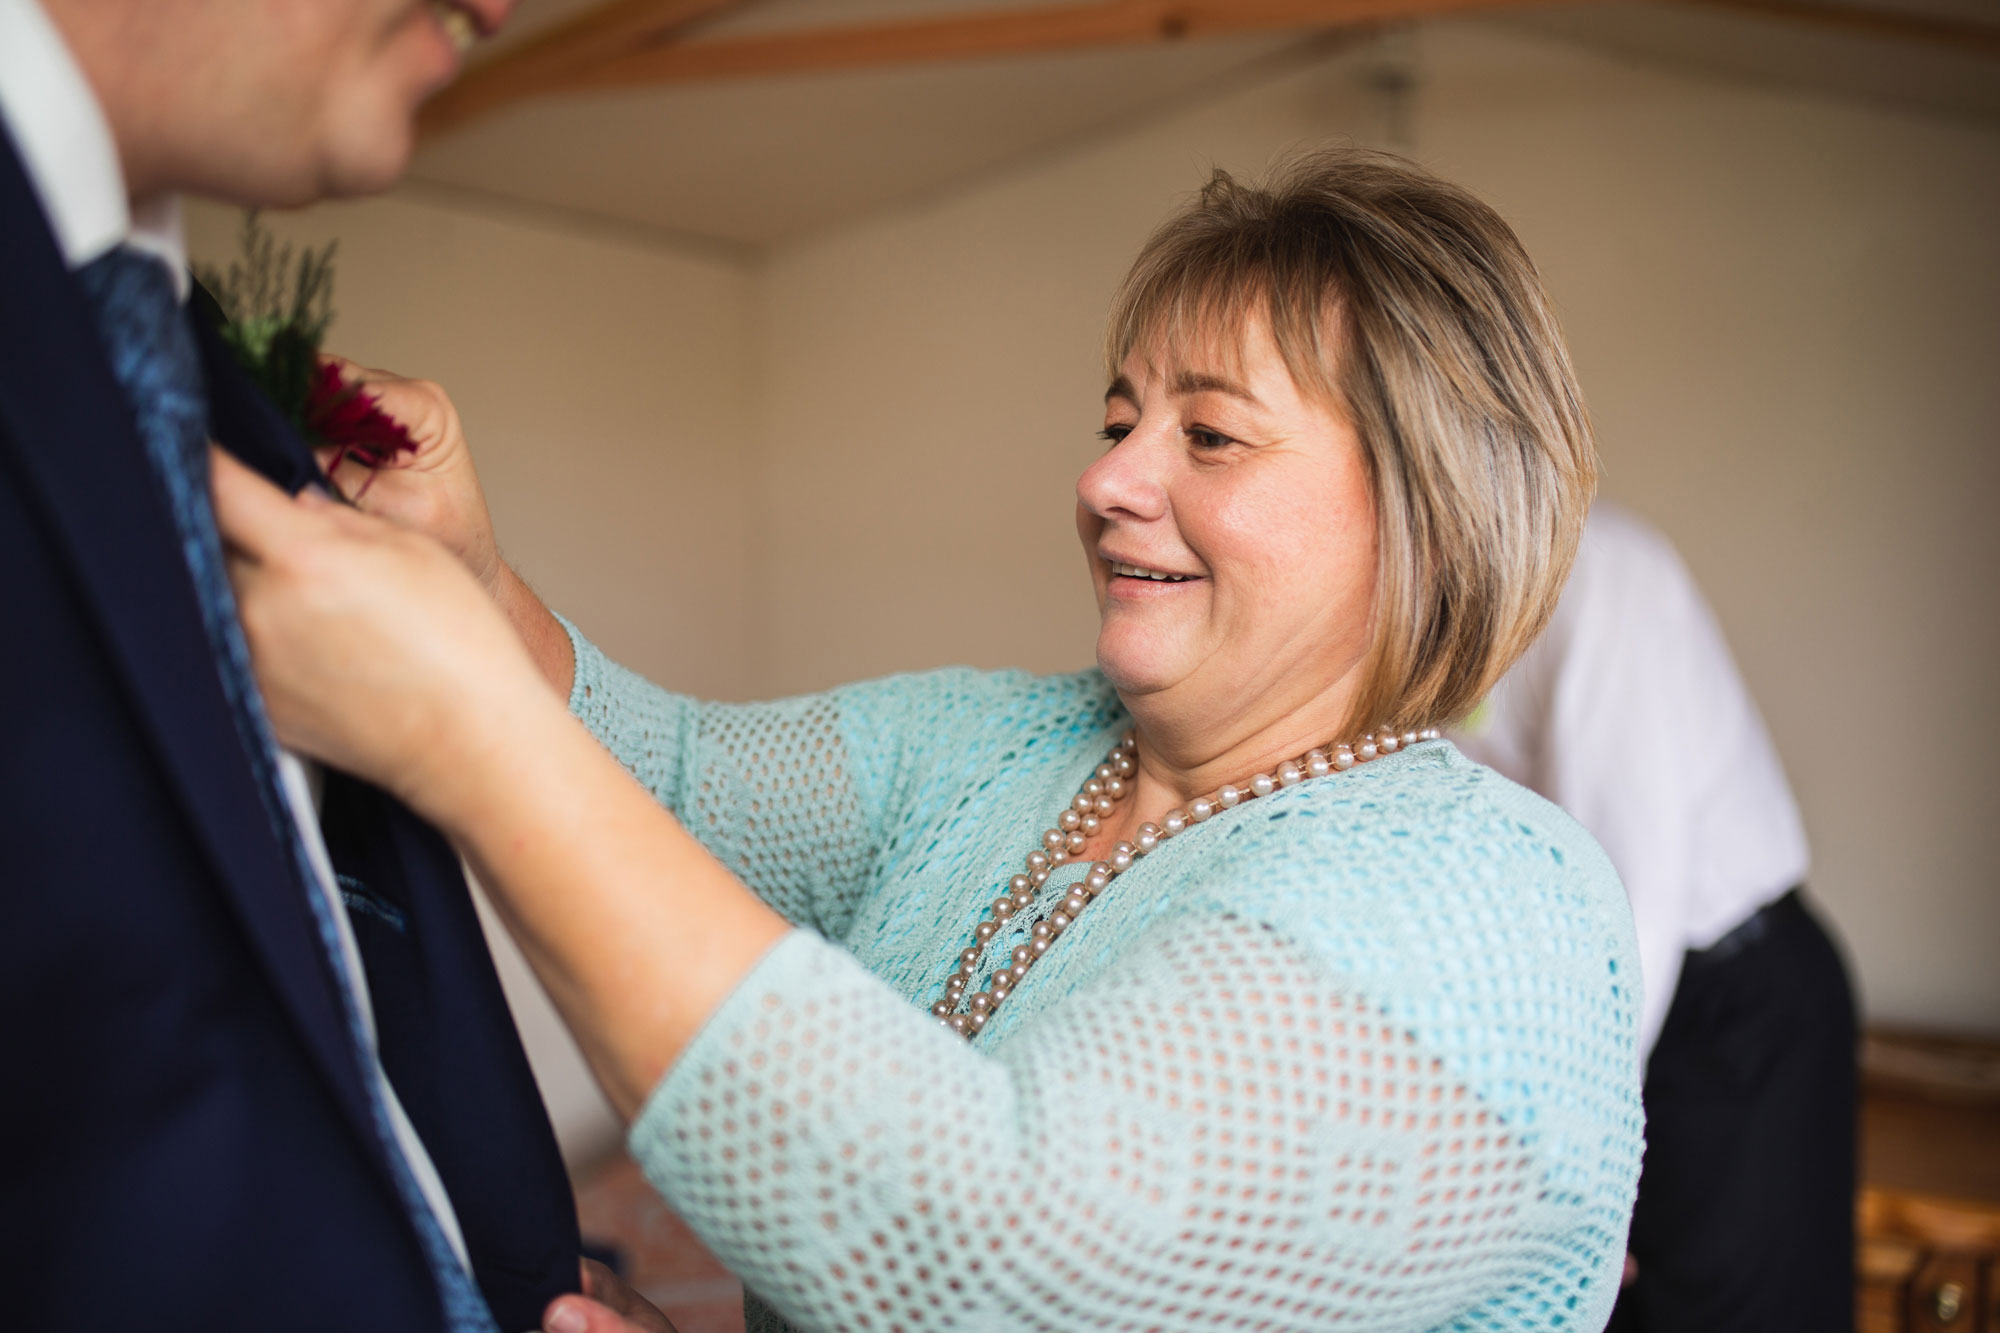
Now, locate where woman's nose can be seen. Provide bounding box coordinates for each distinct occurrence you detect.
[1076,428,1169,523]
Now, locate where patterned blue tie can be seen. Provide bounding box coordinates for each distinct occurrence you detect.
[76,247,501,1333]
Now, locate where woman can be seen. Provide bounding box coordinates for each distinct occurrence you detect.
[218,148,1643,1332]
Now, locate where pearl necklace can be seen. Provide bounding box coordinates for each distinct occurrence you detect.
[931,726,1443,1037]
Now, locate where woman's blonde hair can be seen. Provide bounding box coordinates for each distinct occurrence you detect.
[1106,146,1597,735]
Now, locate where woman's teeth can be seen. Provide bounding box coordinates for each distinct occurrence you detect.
[1110,561,1192,582]
[430,0,479,52]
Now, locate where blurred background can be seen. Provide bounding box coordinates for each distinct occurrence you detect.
[186,0,1998,1324]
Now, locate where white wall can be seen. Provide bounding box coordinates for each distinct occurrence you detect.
[187,189,760,1167]
[747,23,2000,1033]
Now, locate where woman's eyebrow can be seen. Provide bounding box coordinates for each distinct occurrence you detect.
[1104,372,1261,404]
[1173,370,1260,403]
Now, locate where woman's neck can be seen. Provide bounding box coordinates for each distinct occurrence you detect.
[1086,689,1365,855]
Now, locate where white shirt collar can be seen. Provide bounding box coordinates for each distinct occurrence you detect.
[0,0,189,297]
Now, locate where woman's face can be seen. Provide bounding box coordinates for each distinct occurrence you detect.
[1076,318,1379,750]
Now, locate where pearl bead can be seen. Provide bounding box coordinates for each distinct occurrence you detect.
[1042,828,1066,850]
[1048,911,1071,933]
[931,1000,952,1017]
[1401,731,1419,746]
[975,921,997,942]
[1135,823,1161,852]
[1031,921,1053,941]
[1063,892,1088,917]
[1250,772,1275,797]
[969,992,992,1013]
[1422,727,1441,741]
[991,898,1015,920]
[1059,809,1081,832]
[1030,867,1050,886]
[1080,814,1101,836]
[1066,831,1087,854]
[1377,734,1398,754]
[949,1014,970,1034]
[1358,741,1378,760]
[1115,755,1135,778]
[1163,810,1187,835]
[1278,762,1303,787]
[1085,864,1112,891]
[1012,886,1035,909]
[1027,850,1050,873]
[1094,796,1115,817]
[1084,779,1104,797]
[992,970,1014,990]
[946,974,965,992]
[1109,843,1135,871]
[968,1009,988,1031]
[1096,764,1116,782]
[990,981,1010,1003]
[1217,784,1241,808]
[1029,936,1051,956]
[1306,750,1331,778]
[1009,874,1032,895]
[1050,847,1069,865]
[960,948,981,968]
[1190,798,1214,822]
[1012,945,1032,966]
[1105,777,1126,799]
[1072,793,1094,814]
[1333,750,1355,771]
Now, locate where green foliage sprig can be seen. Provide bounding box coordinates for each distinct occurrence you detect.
[192,212,339,440]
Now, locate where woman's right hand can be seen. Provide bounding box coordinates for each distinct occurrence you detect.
[319,356,503,596]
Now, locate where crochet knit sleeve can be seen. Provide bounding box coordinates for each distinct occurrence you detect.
[560,620,1098,938]
[631,905,1637,1332]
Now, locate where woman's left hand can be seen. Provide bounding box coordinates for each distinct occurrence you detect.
[212,448,557,825]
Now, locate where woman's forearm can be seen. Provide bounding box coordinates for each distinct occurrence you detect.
[492,562,575,700]
[437,686,790,1117]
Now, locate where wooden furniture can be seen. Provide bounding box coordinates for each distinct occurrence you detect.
[1858,1028,2000,1333]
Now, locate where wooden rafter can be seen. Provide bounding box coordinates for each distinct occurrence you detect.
[419,0,754,139]
[1683,0,2000,58]
[571,0,1538,89]
[421,0,2000,141]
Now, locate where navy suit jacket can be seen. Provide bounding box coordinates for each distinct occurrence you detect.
[0,125,579,1329]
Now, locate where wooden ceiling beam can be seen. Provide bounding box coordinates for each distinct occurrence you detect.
[421,0,2000,139]
[1682,0,2000,58]
[419,0,754,140]
[568,0,1537,91]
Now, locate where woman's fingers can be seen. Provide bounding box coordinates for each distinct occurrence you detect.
[210,446,306,562]
[540,1259,681,1332]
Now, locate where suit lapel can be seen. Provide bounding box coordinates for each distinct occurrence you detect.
[0,130,380,1155]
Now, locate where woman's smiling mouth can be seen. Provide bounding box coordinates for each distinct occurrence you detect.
[1106,558,1201,586]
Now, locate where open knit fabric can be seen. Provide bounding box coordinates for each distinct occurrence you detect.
[564,623,1643,1333]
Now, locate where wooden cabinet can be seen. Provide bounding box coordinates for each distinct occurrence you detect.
[1857,1029,2000,1333]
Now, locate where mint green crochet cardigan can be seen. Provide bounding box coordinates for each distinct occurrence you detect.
[565,623,1642,1333]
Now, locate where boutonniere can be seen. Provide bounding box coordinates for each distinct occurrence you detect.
[194,213,415,497]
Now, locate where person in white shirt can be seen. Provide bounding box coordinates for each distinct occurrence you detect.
[1452,501,1856,1333]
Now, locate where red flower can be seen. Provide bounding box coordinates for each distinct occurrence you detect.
[306,361,418,498]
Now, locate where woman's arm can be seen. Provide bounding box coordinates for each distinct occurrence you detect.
[218,449,785,1114]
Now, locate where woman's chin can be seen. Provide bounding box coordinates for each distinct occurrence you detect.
[1094,633,1185,699]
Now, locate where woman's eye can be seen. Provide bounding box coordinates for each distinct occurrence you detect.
[1097,424,1133,445]
[1186,427,1237,450]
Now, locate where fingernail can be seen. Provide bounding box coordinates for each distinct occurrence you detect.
[545,1300,587,1333]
